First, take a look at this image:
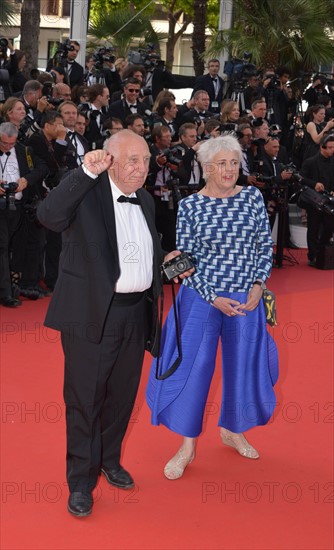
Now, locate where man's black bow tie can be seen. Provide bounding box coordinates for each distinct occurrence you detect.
[212,77,217,82]
[0,151,11,157]
[117,195,140,205]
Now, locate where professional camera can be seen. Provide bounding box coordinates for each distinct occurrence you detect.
[41,82,64,106]
[161,146,185,166]
[128,43,164,70]
[0,181,18,211]
[264,73,281,91]
[142,86,152,97]
[52,39,76,67]
[60,39,75,56]
[280,162,303,183]
[297,185,334,216]
[255,174,276,185]
[224,52,258,91]
[92,47,115,71]
[161,252,194,281]
[0,37,9,55]
[315,74,334,89]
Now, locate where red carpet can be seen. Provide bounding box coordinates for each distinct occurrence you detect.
[1,249,333,550]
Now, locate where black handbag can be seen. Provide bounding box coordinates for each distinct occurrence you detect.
[263,288,277,326]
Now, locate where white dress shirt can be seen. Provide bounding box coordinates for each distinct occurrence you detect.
[110,179,153,292]
[0,148,22,200]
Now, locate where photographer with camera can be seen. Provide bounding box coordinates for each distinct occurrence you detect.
[303,74,331,108]
[255,136,293,229]
[243,73,263,111]
[78,83,110,149]
[18,80,52,142]
[0,122,48,306]
[47,40,84,89]
[51,83,72,103]
[147,126,178,251]
[300,134,334,266]
[179,90,214,138]
[0,38,18,102]
[237,122,257,186]
[27,111,69,291]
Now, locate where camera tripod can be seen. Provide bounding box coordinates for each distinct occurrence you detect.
[272,186,298,268]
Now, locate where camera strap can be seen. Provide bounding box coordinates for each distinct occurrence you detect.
[0,152,10,178]
[155,280,182,380]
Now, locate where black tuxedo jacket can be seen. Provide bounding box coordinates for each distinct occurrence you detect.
[150,69,196,101]
[37,168,164,349]
[46,59,84,88]
[193,73,225,112]
[107,99,147,125]
[176,144,204,186]
[64,132,89,170]
[79,104,107,149]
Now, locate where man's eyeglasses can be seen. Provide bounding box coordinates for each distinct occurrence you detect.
[126,89,140,94]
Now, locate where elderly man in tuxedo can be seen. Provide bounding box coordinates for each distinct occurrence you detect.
[37,130,192,517]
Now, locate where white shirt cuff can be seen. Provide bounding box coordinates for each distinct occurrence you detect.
[82,164,98,180]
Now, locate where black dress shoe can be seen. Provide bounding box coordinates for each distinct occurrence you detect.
[101,465,134,489]
[68,492,93,517]
[19,287,40,300]
[0,296,22,307]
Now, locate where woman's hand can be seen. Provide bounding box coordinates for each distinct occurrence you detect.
[212,296,246,317]
[238,285,263,312]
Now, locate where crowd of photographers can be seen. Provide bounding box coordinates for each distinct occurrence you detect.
[0,37,333,307]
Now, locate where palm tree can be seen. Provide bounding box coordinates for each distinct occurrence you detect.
[20,0,41,78]
[0,0,16,26]
[88,7,162,59]
[207,0,334,73]
[192,0,208,76]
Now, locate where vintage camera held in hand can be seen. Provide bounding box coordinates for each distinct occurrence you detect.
[161,252,194,281]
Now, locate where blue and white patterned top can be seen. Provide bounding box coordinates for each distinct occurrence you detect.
[176,186,273,302]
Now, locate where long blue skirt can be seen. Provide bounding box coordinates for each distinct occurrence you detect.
[146,285,279,437]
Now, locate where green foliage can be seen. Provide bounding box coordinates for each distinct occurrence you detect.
[88,6,162,58]
[207,0,334,73]
[0,0,17,26]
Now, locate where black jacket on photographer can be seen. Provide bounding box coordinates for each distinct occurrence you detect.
[300,151,334,193]
[79,102,107,150]
[179,108,214,129]
[27,130,68,190]
[0,51,18,101]
[176,143,204,188]
[299,149,334,262]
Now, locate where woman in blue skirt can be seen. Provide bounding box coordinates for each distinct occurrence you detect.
[146,135,278,479]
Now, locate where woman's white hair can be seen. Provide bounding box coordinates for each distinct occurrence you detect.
[197,134,242,166]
